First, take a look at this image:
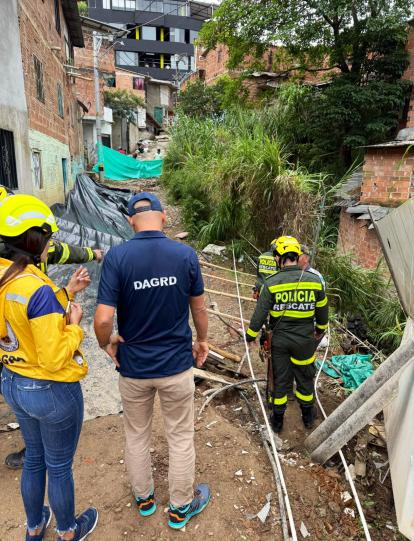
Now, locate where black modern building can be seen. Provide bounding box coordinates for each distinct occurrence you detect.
[87,0,218,82]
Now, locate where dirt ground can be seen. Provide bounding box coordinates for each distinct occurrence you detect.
[0,178,402,540]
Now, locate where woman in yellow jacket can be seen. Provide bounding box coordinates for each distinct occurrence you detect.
[0,194,98,541]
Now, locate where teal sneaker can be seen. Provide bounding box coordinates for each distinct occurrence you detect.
[135,492,157,517]
[168,484,210,530]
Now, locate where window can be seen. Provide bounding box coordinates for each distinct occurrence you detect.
[141,26,157,40]
[0,129,18,190]
[54,0,61,35]
[137,0,163,12]
[171,55,189,70]
[57,83,64,118]
[103,0,110,7]
[169,28,186,43]
[31,150,43,190]
[115,51,139,66]
[33,56,45,103]
[165,1,187,16]
[112,0,135,10]
[190,30,198,44]
[138,52,161,68]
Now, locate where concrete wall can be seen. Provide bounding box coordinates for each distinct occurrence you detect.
[0,0,32,193]
[29,129,73,205]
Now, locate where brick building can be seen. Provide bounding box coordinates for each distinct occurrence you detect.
[0,0,85,204]
[19,0,85,204]
[337,20,414,269]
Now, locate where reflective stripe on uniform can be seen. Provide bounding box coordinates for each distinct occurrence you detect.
[246,328,259,338]
[86,247,94,262]
[57,243,70,264]
[268,282,322,294]
[5,293,28,304]
[295,390,313,402]
[316,297,328,308]
[269,395,287,405]
[48,241,55,253]
[270,310,315,319]
[260,268,276,275]
[316,323,328,330]
[290,354,316,366]
[40,262,47,273]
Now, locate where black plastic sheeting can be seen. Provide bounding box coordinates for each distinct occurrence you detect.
[51,174,134,249]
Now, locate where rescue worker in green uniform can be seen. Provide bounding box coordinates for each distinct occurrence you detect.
[246,236,329,433]
[0,186,102,469]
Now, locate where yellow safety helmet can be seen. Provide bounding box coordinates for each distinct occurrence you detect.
[0,194,58,238]
[271,235,302,256]
[0,185,13,202]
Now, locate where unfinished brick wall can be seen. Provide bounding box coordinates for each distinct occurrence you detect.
[114,70,145,102]
[337,209,383,269]
[19,0,81,155]
[360,147,414,206]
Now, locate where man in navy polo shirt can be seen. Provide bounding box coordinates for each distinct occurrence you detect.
[94,192,210,530]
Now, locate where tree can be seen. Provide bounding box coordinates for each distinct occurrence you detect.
[178,76,249,118]
[77,1,88,16]
[103,89,145,123]
[199,0,412,172]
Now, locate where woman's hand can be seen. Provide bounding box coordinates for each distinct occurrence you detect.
[69,303,83,325]
[66,267,91,296]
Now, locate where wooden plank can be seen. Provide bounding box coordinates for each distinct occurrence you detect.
[208,344,241,363]
[206,308,250,325]
[202,272,254,289]
[199,260,256,278]
[205,287,256,303]
[193,367,233,384]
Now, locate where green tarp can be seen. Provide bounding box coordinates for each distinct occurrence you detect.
[316,354,374,390]
[93,145,163,181]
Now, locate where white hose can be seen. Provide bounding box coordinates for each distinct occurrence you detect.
[315,326,372,541]
[232,246,298,541]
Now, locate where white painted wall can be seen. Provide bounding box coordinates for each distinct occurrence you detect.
[29,129,72,205]
[0,0,32,193]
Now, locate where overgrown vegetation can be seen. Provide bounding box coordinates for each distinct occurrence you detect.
[164,1,411,351]
[163,111,322,247]
[177,76,249,118]
[199,0,412,174]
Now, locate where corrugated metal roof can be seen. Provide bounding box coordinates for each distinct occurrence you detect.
[334,167,363,206]
[363,140,414,149]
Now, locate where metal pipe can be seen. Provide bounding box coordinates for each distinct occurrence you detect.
[93,31,104,183]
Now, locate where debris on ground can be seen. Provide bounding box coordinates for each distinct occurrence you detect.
[202,244,227,257]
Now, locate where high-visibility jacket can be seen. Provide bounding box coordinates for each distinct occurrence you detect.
[0,258,87,382]
[39,240,96,274]
[255,251,278,290]
[247,265,328,340]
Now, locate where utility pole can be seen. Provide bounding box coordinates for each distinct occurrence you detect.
[93,31,104,182]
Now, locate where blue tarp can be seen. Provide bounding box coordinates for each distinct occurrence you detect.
[93,145,163,181]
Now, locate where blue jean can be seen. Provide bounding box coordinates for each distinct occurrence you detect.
[1,367,83,533]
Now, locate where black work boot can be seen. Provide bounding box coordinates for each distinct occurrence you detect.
[5,447,26,469]
[301,406,316,429]
[270,413,284,433]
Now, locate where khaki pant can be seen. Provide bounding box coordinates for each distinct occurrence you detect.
[119,368,195,507]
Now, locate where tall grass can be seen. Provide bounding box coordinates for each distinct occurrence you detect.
[163,110,321,245]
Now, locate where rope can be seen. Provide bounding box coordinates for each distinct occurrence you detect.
[314,326,372,541]
[231,242,298,541]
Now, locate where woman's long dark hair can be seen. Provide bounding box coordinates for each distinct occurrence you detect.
[0,228,50,288]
